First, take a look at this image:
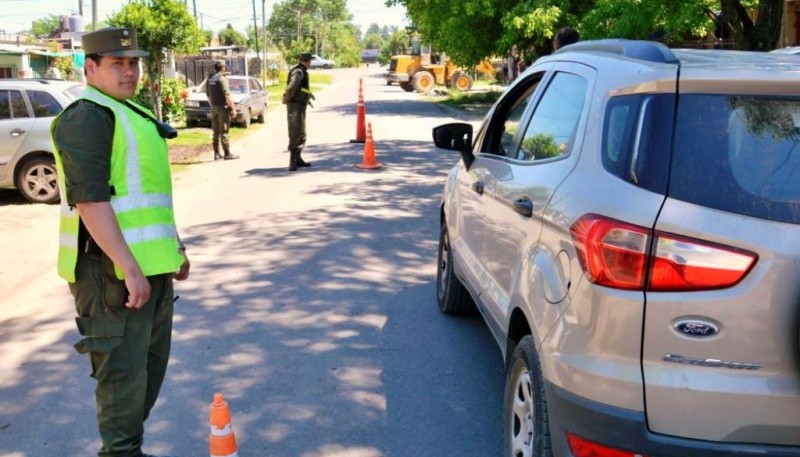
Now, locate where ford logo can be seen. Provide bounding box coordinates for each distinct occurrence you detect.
[674,320,719,338]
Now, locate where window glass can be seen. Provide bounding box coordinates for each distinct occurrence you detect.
[0,91,9,120]
[498,80,539,157]
[249,78,262,91]
[28,90,62,117]
[671,95,800,224]
[10,90,29,119]
[517,72,587,161]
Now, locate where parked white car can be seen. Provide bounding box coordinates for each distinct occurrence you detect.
[0,79,84,203]
[309,54,335,69]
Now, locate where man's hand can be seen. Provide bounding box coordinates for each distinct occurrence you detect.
[174,251,191,281]
[124,269,151,309]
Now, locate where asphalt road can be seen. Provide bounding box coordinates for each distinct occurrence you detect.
[0,66,504,457]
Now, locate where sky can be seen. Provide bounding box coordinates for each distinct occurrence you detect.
[0,0,408,35]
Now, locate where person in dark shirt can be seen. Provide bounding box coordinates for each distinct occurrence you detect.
[205,61,239,160]
[282,53,315,171]
[51,27,189,457]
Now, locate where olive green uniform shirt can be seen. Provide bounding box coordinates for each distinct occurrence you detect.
[53,100,115,204]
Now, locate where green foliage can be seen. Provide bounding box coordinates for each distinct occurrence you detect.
[135,76,188,124]
[521,133,561,160]
[107,0,205,120]
[29,15,60,39]
[267,0,359,60]
[380,29,410,63]
[391,0,785,64]
[219,24,248,46]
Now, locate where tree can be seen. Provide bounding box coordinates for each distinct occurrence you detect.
[218,24,248,46]
[268,0,351,52]
[29,15,60,39]
[719,0,783,50]
[107,0,206,121]
[391,0,784,65]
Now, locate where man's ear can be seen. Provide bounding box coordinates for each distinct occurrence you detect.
[85,59,96,77]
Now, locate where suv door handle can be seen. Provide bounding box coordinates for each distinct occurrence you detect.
[472,181,484,195]
[513,196,533,217]
[10,128,25,137]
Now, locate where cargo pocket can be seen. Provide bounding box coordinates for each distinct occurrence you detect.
[101,254,128,310]
[73,313,125,354]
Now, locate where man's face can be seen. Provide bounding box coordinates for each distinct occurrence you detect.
[86,56,141,101]
[300,59,311,69]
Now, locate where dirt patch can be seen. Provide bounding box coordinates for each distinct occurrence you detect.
[169,144,210,165]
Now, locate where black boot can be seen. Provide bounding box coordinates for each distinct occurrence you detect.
[289,149,299,171]
[296,157,311,168]
[213,144,222,161]
[223,152,240,160]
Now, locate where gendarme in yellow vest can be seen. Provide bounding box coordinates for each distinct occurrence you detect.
[51,85,184,282]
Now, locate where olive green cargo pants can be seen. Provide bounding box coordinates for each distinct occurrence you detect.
[69,253,174,457]
[286,102,307,153]
[211,105,232,156]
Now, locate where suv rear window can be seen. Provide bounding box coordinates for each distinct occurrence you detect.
[670,95,800,224]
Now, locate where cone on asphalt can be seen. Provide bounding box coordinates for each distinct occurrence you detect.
[209,393,239,457]
[350,78,366,143]
[355,122,382,170]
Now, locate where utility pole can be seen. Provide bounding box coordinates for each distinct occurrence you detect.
[251,0,260,80]
[261,0,267,89]
[193,0,197,21]
[92,0,97,30]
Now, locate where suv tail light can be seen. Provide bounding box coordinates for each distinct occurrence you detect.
[570,215,756,291]
[566,432,648,457]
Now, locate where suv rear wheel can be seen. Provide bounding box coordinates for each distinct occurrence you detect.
[504,335,552,457]
[16,156,59,204]
[436,221,474,314]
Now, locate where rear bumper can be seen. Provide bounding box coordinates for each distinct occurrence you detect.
[546,381,800,457]
[185,107,211,123]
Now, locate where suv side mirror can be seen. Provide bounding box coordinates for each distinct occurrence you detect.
[433,123,475,170]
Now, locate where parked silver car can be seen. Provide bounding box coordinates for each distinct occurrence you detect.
[0,79,83,203]
[434,40,800,457]
[185,75,268,128]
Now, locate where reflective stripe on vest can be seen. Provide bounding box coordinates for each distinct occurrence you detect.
[52,86,184,282]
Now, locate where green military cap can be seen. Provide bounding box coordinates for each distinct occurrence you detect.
[82,27,149,58]
[299,53,313,61]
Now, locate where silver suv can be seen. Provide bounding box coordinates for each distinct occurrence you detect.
[434,40,800,457]
[0,79,83,203]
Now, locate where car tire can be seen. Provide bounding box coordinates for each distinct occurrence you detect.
[241,110,251,128]
[186,118,198,128]
[399,82,414,92]
[257,107,266,124]
[16,156,60,204]
[436,221,475,314]
[504,335,552,457]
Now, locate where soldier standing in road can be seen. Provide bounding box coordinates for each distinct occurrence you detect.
[206,61,239,160]
[282,52,315,172]
[51,27,190,457]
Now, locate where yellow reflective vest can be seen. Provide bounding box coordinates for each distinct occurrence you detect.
[51,86,184,282]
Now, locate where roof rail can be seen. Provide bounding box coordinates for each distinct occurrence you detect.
[555,39,678,64]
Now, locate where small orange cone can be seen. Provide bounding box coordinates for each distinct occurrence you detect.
[350,78,366,143]
[355,122,382,170]
[209,393,239,457]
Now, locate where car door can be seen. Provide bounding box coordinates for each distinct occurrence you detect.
[0,90,34,183]
[480,62,594,334]
[248,78,266,114]
[458,64,553,339]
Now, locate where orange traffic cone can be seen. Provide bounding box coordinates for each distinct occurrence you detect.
[350,78,366,143]
[209,393,239,457]
[355,122,382,170]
